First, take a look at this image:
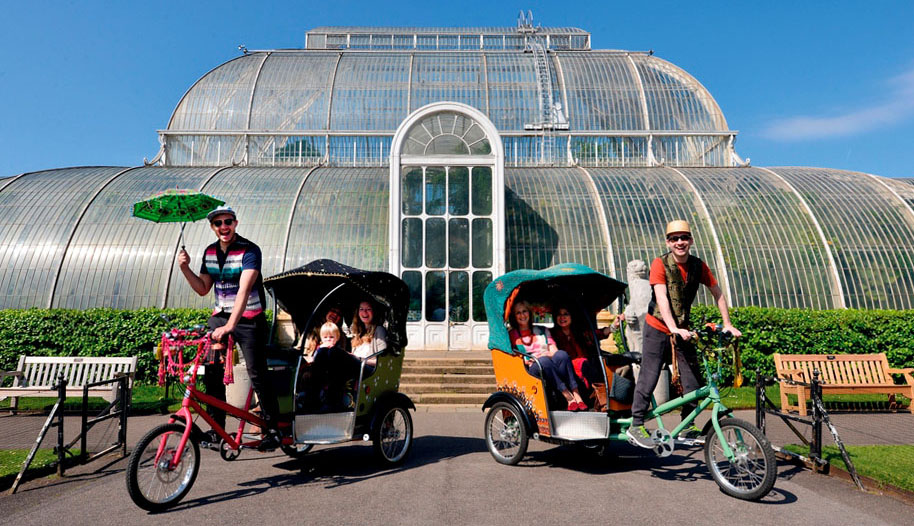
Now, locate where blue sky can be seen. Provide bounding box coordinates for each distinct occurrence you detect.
[2,0,913,178]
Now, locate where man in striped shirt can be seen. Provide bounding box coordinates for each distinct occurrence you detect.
[177,205,280,451]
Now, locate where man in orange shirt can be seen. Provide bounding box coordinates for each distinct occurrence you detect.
[626,220,741,448]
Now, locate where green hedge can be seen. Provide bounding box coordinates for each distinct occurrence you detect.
[691,306,914,381]
[0,309,212,384]
[2,307,912,385]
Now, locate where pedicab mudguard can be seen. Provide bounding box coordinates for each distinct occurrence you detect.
[370,392,416,432]
[482,392,538,437]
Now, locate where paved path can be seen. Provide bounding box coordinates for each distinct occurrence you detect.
[0,409,911,525]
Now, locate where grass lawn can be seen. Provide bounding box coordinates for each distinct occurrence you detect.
[782,444,914,494]
[0,449,83,490]
[0,384,184,414]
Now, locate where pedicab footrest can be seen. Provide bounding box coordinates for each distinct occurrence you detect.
[551,411,609,440]
[294,413,356,443]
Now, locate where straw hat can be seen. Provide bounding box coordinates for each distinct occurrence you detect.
[665,220,691,236]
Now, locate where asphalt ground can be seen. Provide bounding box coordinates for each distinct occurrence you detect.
[0,409,911,525]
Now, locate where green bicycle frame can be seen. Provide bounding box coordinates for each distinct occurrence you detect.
[609,332,737,461]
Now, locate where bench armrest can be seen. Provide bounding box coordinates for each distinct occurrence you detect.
[887,368,914,384]
[0,370,23,386]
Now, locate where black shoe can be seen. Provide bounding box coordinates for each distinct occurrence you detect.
[258,429,281,452]
[202,430,222,450]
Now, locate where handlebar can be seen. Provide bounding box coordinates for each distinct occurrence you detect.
[691,323,737,342]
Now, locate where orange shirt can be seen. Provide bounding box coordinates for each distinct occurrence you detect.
[645,256,717,334]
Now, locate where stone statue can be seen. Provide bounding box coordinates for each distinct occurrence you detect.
[623,259,650,353]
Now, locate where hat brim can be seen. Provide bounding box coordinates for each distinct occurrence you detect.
[206,209,236,222]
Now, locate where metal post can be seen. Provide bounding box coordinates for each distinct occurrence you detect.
[755,368,765,433]
[811,370,823,469]
[119,376,129,457]
[81,384,89,464]
[56,374,66,476]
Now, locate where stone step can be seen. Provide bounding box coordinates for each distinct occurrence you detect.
[403,359,492,367]
[400,373,495,385]
[408,392,489,405]
[401,366,494,376]
[400,383,493,395]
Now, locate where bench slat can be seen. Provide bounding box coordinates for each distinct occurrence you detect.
[773,352,913,416]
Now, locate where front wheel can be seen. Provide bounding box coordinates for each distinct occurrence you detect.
[372,406,413,464]
[484,402,528,465]
[704,418,776,500]
[126,423,200,512]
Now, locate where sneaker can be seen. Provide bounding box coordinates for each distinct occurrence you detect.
[626,425,654,448]
[680,424,703,439]
[258,429,281,452]
[203,430,222,445]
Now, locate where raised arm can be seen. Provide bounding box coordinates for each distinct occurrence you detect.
[177,248,213,297]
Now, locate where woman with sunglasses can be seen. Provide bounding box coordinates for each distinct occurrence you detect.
[626,220,741,448]
[508,300,588,411]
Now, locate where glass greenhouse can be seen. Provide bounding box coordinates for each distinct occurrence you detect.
[2,22,913,350]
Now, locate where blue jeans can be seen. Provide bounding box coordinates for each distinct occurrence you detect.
[526,350,578,393]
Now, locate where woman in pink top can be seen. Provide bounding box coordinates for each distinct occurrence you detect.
[508,300,588,411]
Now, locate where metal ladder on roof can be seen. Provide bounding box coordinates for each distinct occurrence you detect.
[523,32,568,165]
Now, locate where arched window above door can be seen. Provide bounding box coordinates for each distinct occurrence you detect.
[402,112,492,156]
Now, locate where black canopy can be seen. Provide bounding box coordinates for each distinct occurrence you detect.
[264,259,409,350]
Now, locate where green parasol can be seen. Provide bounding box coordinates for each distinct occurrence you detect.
[132,189,224,249]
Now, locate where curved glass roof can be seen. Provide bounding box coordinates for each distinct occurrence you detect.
[167,50,728,135]
[4,166,909,311]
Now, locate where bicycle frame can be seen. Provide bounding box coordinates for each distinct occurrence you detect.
[156,337,284,469]
[609,328,738,460]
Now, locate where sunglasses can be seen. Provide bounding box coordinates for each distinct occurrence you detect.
[667,234,691,242]
[211,218,234,227]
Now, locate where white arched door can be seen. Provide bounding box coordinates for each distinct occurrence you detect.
[390,103,505,350]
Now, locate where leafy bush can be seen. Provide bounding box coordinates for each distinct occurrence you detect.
[0,309,212,383]
[691,306,914,382]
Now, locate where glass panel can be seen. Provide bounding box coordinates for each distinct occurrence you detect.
[425,271,446,321]
[448,167,469,215]
[472,166,492,215]
[402,271,422,322]
[472,218,493,267]
[449,271,469,322]
[449,218,469,268]
[472,271,492,321]
[401,218,423,268]
[425,218,446,268]
[425,167,446,215]
[402,167,423,215]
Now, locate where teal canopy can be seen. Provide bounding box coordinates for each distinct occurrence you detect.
[483,262,628,355]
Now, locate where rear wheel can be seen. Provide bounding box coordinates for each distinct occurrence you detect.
[704,418,777,500]
[372,406,413,464]
[484,402,528,465]
[126,423,200,512]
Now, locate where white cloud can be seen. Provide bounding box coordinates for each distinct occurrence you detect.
[761,67,914,140]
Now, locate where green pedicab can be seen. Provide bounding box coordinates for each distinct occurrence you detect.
[481,262,776,500]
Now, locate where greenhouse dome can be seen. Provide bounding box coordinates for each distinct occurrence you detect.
[2,22,914,350]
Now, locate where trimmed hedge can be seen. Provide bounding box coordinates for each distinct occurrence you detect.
[0,309,212,384]
[1,307,912,385]
[691,306,914,381]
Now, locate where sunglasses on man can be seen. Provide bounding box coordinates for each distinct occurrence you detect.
[667,234,691,242]
[211,218,234,227]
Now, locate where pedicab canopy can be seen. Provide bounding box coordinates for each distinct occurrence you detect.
[484,262,628,355]
[264,259,410,351]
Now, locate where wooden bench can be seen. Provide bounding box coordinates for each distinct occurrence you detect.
[773,353,914,416]
[0,355,137,412]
